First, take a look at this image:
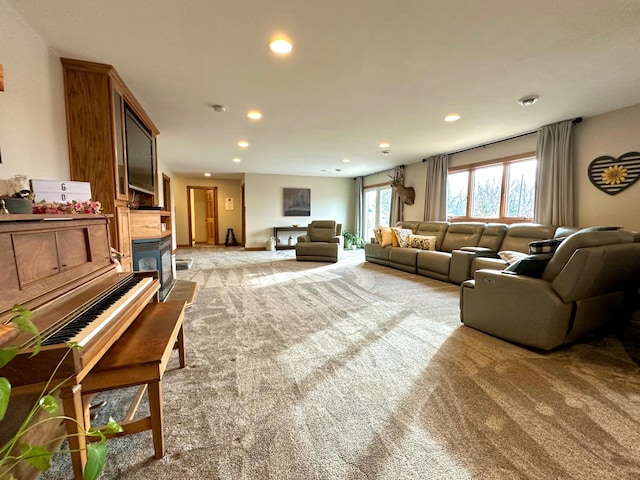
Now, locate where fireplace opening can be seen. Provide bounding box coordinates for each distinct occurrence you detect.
[132,236,174,301]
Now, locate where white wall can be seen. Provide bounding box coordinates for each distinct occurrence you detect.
[244,173,354,249]
[574,103,640,232]
[0,0,69,193]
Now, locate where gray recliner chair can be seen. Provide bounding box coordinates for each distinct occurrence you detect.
[460,229,640,350]
[295,220,343,262]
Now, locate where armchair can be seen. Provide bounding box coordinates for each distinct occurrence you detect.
[460,230,640,350]
[295,220,343,262]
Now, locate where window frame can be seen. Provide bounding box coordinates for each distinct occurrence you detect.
[363,182,393,241]
[447,152,537,223]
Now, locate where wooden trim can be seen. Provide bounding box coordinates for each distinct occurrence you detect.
[364,182,392,190]
[162,173,171,211]
[448,151,536,172]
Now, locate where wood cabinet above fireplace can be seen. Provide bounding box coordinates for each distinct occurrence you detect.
[61,58,164,272]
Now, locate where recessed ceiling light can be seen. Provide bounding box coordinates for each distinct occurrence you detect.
[237,140,249,148]
[269,38,293,55]
[232,157,241,163]
[204,172,212,177]
[444,114,461,122]
[379,142,390,149]
[247,110,262,120]
[518,95,539,106]
[342,158,350,163]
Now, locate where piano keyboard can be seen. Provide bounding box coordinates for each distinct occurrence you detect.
[41,275,153,347]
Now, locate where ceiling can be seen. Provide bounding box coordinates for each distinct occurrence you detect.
[9,0,640,178]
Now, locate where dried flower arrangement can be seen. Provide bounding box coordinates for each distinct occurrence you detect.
[32,200,102,215]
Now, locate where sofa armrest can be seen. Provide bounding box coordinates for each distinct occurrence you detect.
[297,235,311,243]
[449,248,497,284]
[329,236,344,246]
[459,246,497,255]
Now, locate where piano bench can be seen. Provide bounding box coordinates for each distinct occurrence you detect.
[81,300,187,459]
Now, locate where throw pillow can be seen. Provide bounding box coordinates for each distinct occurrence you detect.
[498,250,528,264]
[391,227,413,248]
[378,226,394,247]
[528,237,566,255]
[504,253,554,278]
[390,227,400,247]
[409,234,437,250]
[373,227,382,244]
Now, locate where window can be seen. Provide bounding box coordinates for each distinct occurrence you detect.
[446,154,537,222]
[364,186,392,241]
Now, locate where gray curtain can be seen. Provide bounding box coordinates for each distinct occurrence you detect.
[423,154,448,220]
[389,166,404,225]
[354,176,364,239]
[534,120,574,225]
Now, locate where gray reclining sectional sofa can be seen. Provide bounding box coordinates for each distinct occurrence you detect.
[364,221,578,284]
[366,221,640,350]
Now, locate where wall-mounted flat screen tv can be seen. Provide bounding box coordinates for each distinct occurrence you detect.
[125,106,155,195]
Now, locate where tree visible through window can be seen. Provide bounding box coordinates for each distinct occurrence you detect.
[446,155,536,221]
[364,186,392,241]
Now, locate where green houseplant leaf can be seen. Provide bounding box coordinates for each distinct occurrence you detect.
[0,346,19,369]
[38,395,58,415]
[104,417,124,435]
[0,377,11,421]
[84,442,107,480]
[20,444,51,471]
[9,305,41,356]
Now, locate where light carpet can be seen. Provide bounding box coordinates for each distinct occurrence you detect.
[43,248,640,479]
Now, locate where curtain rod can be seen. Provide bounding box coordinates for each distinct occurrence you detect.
[425,117,582,160]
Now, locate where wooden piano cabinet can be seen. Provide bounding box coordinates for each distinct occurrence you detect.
[0,215,168,479]
[0,215,113,316]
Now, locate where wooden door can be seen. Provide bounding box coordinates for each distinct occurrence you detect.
[206,189,215,245]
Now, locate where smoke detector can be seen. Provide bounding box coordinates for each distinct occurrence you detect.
[212,104,226,112]
[381,150,390,155]
[518,95,539,107]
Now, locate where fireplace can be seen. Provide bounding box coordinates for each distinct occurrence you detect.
[132,236,174,301]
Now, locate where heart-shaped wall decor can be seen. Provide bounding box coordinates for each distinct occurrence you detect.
[587,151,640,195]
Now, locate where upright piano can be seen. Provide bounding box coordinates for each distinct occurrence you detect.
[0,214,161,478]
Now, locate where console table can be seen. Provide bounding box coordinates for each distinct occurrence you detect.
[273,226,307,250]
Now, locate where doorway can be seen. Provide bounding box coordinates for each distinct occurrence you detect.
[187,186,218,246]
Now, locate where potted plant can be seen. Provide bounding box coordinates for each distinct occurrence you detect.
[343,231,362,249]
[1,175,34,214]
[0,305,120,480]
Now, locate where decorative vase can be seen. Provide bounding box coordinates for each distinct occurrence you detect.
[4,198,33,214]
[266,237,276,251]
